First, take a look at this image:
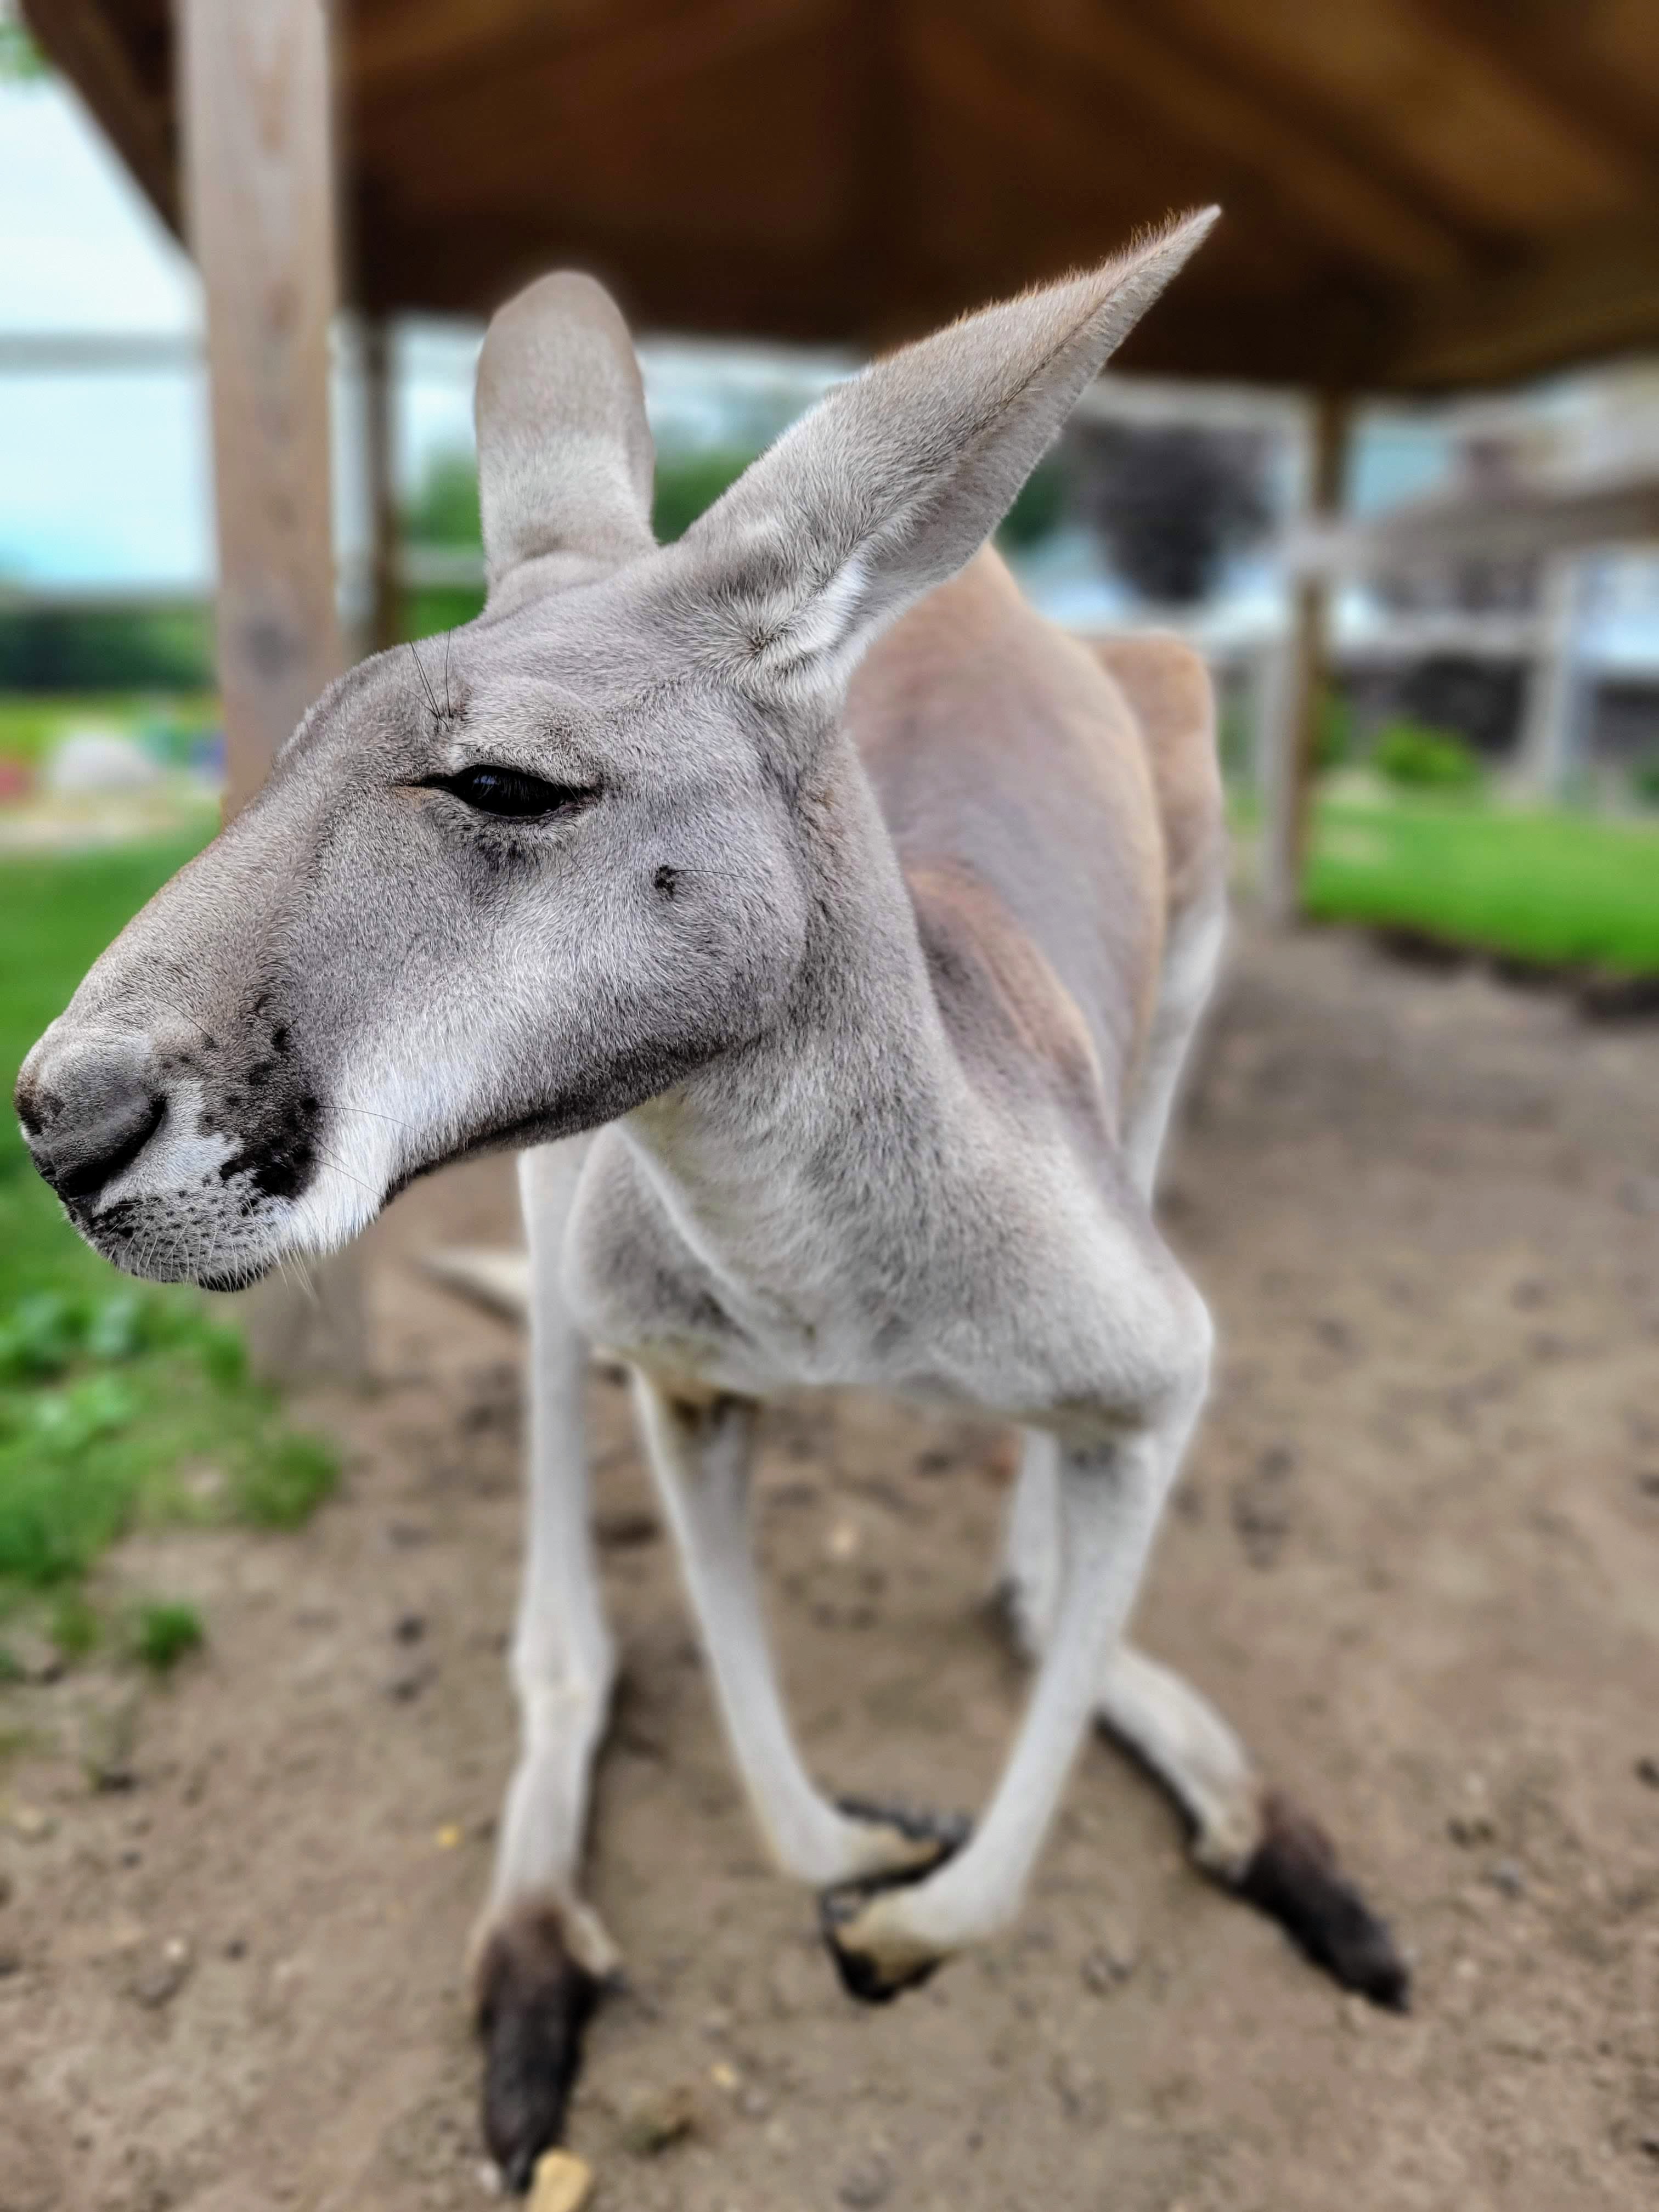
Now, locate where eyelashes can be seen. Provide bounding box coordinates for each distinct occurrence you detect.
[417,765,599,821]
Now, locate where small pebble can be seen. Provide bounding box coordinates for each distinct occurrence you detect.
[6,1804,54,1844]
[527,2148,593,2212]
[394,1612,427,1644]
[1635,1756,1659,1790]
[1080,1934,1137,1993]
[620,2083,698,2157]
[1487,1858,1525,1898]
[838,2155,892,2208]
[132,1937,193,2008]
[0,1945,21,1977]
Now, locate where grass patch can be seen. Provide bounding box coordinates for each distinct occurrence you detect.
[132,1599,205,1674]
[0,832,340,1630]
[1303,795,1659,975]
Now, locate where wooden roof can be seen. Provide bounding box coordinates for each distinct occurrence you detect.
[26,0,1659,392]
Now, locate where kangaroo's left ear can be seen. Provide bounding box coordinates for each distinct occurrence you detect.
[668,208,1218,704]
[474,270,656,607]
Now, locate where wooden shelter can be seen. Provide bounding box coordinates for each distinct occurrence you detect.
[27,2,1659,386]
[21,0,1659,1357]
[29,1,1659,850]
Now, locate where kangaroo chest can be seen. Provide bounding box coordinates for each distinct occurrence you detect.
[561,1118,1167,1421]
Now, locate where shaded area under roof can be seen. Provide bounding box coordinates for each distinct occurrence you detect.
[24,0,1659,392]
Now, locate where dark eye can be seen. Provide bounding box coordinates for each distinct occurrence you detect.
[420,765,595,820]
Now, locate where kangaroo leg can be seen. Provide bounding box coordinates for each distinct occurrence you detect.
[472,1140,616,2193]
[824,1410,1191,1997]
[1000,1430,1409,2007]
[633,1375,961,1887]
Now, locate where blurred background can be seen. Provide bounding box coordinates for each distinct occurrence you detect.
[2,5,1657,2208]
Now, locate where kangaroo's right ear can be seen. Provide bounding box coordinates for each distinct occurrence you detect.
[474,271,656,605]
[667,210,1217,711]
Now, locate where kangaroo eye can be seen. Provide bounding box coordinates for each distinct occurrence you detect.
[421,766,595,820]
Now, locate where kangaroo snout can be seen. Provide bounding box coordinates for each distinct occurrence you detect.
[16,1033,167,1204]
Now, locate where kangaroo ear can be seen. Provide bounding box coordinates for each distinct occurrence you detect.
[675,209,1218,699]
[474,272,656,603]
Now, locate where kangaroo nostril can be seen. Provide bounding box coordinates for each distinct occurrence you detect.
[45,1092,166,1202]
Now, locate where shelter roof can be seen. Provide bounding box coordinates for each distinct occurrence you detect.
[25,0,1659,391]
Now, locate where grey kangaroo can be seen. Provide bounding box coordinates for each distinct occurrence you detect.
[16,206,1405,2191]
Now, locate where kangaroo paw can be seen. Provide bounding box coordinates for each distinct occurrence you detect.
[474,1901,605,2193]
[819,1801,971,2004]
[1231,1789,1411,2011]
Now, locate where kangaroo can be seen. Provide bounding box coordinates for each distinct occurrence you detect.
[15,207,1406,2192]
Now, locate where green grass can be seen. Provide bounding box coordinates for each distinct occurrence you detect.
[1304,794,1659,975]
[132,1599,204,1674]
[0,834,338,1631]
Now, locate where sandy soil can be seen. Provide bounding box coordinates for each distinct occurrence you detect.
[3,917,1658,2212]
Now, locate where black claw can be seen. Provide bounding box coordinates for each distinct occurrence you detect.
[817,1798,972,2005]
[1233,1790,1412,2011]
[834,1793,973,1861]
[819,1886,942,2004]
[475,1906,604,2192]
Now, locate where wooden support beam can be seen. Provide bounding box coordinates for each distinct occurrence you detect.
[178,0,364,1383]
[19,0,178,230]
[179,0,343,815]
[360,317,400,657]
[1390,216,1659,392]
[1001,0,1469,284]
[1262,392,1350,929]
[1412,0,1659,187]
[1517,555,1589,800]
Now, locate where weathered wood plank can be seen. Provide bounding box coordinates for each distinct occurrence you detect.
[179,0,364,1382]
[179,0,343,818]
[1262,392,1349,929]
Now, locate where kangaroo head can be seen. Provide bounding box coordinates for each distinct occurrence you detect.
[14,213,1216,1289]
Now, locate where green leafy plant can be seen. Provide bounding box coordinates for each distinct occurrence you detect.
[132,1600,205,1674]
[1630,751,1659,810]
[233,1432,339,1530]
[1372,720,1482,792]
[0,837,348,1603]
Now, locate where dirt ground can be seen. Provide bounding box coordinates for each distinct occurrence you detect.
[3,916,1658,2212]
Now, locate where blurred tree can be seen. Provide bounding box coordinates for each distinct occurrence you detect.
[998,458,1064,551]
[403,453,482,546]
[0,607,214,691]
[652,449,752,542]
[399,439,1068,571]
[1065,423,1269,605]
[0,15,46,80]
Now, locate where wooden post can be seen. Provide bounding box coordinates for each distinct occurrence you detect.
[1262,391,1350,926]
[178,0,365,1383]
[362,315,402,656]
[1518,552,1586,797]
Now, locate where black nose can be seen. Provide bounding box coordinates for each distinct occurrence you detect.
[16,1037,166,1204]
